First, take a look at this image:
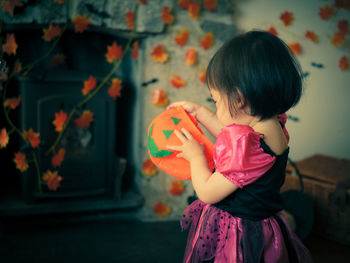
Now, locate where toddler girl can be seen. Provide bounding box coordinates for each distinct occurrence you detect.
[167,30,313,262]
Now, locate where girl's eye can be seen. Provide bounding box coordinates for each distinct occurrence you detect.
[207,98,216,104]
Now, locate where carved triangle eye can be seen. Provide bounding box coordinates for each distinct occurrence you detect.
[162,130,173,139]
[171,117,181,125]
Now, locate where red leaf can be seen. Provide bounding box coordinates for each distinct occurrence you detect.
[108,78,123,99]
[174,29,190,46]
[1,0,23,17]
[188,2,201,19]
[42,24,62,42]
[4,96,21,110]
[22,128,40,148]
[125,10,135,30]
[52,109,68,132]
[339,56,349,71]
[51,149,66,168]
[151,89,168,107]
[43,170,63,191]
[331,32,346,47]
[154,201,171,217]
[200,32,214,50]
[139,0,148,4]
[185,48,197,65]
[338,20,349,34]
[0,128,9,149]
[160,6,174,25]
[169,180,185,195]
[288,43,302,55]
[151,45,169,63]
[171,75,186,88]
[199,67,207,83]
[131,41,139,59]
[142,159,158,177]
[2,34,18,55]
[305,31,318,43]
[75,110,94,129]
[319,5,336,20]
[178,0,191,9]
[280,11,294,26]
[204,0,217,11]
[82,76,97,95]
[72,14,91,33]
[49,54,65,67]
[13,152,28,172]
[105,42,123,63]
[267,26,278,36]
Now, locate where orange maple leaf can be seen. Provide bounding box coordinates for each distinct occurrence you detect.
[178,0,191,9]
[13,152,28,172]
[42,24,62,42]
[105,42,123,63]
[171,75,186,88]
[160,6,174,25]
[338,20,349,34]
[82,76,97,95]
[305,31,318,43]
[288,43,302,55]
[22,128,40,148]
[154,201,171,217]
[319,5,336,20]
[131,41,139,59]
[1,0,23,17]
[339,56,349,71]
[280,11,294,26]
[174,29,189,46]
[151,89,168,107]
[43,170,63,191]
[142,159,158,177]
[108,78,123,99]
[185,48,197,65]
[49,54,65,67]
[169,180,185,196]
[2,34,18,56]
[331,32,346,47]
[13,60,22,74]
[52,109,68,132]
[125,10,135,30]
[72,14,91,33]
[199,67,207,83]
[0,128,9,149]
[151,45,169,63]
[51,149,66,168]
[75,110,94,129]
[267,26,278,36]
[188,2,201,19]
[200,32,214,50]
[139,0,147,4]
[4,96,21,110]
[204,0,217,11]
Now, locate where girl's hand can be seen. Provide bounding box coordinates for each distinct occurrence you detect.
[167,101,201,118]
[166,128,205,162]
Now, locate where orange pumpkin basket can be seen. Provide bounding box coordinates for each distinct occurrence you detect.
[147,106,214,180]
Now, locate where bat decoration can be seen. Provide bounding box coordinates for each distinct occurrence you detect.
[142,78,158,87]
[287,115,299,122]
[311,62,324,69]
[302,72,310,78]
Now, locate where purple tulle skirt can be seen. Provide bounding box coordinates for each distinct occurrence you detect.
[180,200,313,263]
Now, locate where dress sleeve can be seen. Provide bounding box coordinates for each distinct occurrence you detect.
[213,125,276,188]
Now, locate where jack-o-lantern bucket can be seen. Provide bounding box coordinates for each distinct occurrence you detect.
[147,106,214,180]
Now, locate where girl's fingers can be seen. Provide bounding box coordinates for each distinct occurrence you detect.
[166,145,182,151]
[181,128,193,140]
[174,129,187,143]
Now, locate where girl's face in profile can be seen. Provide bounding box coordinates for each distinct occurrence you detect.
[210,87,234,126]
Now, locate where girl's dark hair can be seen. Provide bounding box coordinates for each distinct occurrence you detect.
[206,30,303,120]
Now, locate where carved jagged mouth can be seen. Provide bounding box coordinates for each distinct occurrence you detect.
[148,124,173,158]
